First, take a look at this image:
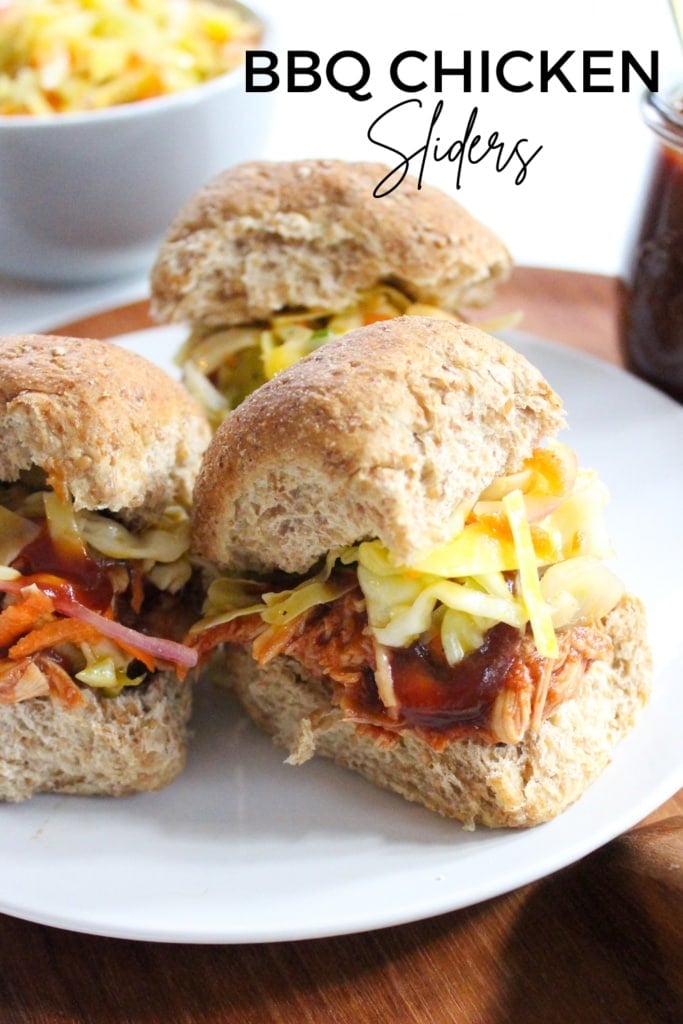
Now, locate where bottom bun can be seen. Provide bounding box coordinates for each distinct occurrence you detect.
[224,596,651,828]
[0,673,191,802]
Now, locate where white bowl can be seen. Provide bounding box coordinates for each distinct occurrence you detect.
[0,1,274,284]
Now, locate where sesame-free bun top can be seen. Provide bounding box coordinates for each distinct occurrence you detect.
[192,317,565,575]
[0,334,210,520]
[150,159,512,327]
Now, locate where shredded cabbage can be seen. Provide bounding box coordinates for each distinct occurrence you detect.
[0,0,260,115]
[260,325,332,380]
[76,638,145,696]
[0,482,195,694]
[8,484,193,592]
[409,470,613,578]
[0,505,39,565]
[539,555,624,629]
[193,571,355,633]
[176,283,518,427]
[440,608,488,665]
[44,488,89,562]
[260,578,355,626]
[503,488,558,658]
[360,567,525,649]
[77,504,190,563]
[179,359,230,422]
[146,557,192,594]
[178,285,460,426]
[193,444,624,669]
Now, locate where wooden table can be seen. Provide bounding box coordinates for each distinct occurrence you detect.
[1,267,681,1024]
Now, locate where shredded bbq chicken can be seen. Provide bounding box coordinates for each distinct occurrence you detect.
[196,588,613,747]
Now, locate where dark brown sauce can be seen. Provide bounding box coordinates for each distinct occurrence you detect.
[621,139,683,402]
[388,624,521,731]
[12,521,113,612]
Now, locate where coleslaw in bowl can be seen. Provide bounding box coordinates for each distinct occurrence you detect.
[0,0,273,283]
[0,0,261,115]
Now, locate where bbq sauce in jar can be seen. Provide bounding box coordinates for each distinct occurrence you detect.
[620,88,683,402]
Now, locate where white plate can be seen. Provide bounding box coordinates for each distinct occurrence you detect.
[0,326,681,944]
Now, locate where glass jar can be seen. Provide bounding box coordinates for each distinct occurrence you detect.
[620,87,683,402]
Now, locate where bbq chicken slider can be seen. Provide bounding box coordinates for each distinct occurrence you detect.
[188,317,651,829]
[0,334,210,800]
[150,158,512,427]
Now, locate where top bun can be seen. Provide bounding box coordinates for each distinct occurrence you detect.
[0,334,210,520]
[192,317,565,575]
[150,159,512,327]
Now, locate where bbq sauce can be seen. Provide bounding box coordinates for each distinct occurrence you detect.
[12,521,113,612]
[388,624,521,731]
[620,89,683,402]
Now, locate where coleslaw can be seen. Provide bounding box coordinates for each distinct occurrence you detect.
[0,0,260,114]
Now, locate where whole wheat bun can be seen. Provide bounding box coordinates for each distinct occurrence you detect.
[192,317,565,574]
[150,159,512,327]
[224,596,652,829]
[0,334,206,800]
[0,334,210,522]
[0,672,191,802]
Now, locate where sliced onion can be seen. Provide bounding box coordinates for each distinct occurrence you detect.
[521,493,568,523]
[372,640,398,711]
[479,468,533,502]
[0,506,40,566]
[540,556,624,629]
[53,595,198,669]
[474,445,579,524]
[533,443,579,497]
[0,577,32,595]
[0,577,196,669]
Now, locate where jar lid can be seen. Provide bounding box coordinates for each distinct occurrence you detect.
[642,86,683,149]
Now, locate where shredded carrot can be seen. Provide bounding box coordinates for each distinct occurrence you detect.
[252,617,306,666]
[45,471,69,504]
[114,637,157,674]
[362,312,394,326]
[0,589,54,648]
[116,634,190,682]
[129,564,146,615]
[9,618,102,660]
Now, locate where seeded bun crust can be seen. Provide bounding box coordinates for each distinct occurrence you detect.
[222,596,652,829]
[0,672,191,802]
[0,334,210,522]
[150,159,512,327]
[192,317,565,575]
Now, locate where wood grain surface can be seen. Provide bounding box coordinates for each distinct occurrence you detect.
[1,267,680,1024]
[54,265,624,364]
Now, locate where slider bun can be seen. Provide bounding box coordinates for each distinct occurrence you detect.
[223,596,652,829]
[192,317,565,575]
[150,159,512,327]
[0,672,191,801]
[0,334,210,521]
